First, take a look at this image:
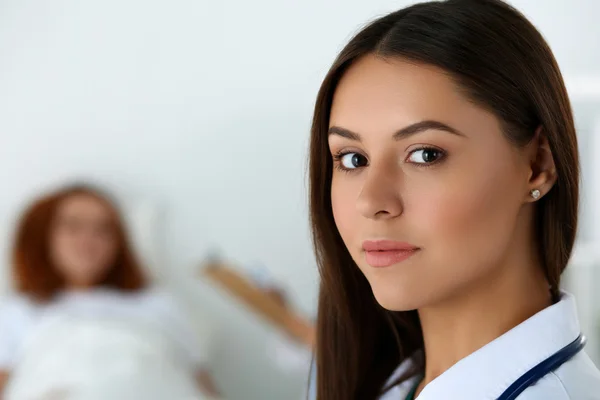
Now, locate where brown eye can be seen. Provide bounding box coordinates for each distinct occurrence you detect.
[340,153,368,169]
[408,148,444,164]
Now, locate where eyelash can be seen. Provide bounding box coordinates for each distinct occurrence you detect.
[332,151,356,173]
[332,146,446,173]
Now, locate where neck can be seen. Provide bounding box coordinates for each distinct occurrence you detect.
[65,282,95,292]
[415,252,551,394]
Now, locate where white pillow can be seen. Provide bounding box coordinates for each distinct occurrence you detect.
[119,197,165,281]
[0,212,16,298]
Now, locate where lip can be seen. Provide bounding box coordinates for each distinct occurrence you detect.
[362,240,419,268]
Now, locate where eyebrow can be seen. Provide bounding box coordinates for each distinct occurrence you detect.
[328,120,465,141]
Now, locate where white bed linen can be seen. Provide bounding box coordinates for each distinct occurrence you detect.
[4,314,212,400]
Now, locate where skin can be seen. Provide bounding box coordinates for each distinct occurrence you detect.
[197,370,220,397]
[0,194,114,395]
[328,55,557,395]
[1,194,220,397]
[50,194,119,289]
[0,371,7,394]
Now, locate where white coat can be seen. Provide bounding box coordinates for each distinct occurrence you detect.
[381,292,600,399]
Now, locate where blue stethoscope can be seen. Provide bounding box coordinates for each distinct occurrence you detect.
[497,334,586,400]
[307,335,586,400]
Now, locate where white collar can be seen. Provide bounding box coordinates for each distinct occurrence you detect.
[379,354,422,399]
[384,291,581,399]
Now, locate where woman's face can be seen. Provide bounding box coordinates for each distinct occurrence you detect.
[50,194,118,288]
[329,55,536,311]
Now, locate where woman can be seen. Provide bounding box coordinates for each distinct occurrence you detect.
[0,184,219,398]
[309,0,600,399]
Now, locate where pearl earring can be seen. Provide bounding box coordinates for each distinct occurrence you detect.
[530,189,541,200]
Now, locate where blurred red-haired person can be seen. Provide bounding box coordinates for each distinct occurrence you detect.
[0,184,219,396]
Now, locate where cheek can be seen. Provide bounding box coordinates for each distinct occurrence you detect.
[415,178,508,232]
[331,177,359,246]
[49,233,81,277]
[410,162,523,278]
[50,231,74,259]
[98,237,118,261]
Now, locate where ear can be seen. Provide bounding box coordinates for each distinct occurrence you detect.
[526,126,557,202]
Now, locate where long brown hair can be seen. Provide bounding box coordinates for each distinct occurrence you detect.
[12,184,147,302]
[308,0,579,399]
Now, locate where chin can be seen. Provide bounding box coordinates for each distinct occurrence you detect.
[371,285,423,311]
[371,280,429,311]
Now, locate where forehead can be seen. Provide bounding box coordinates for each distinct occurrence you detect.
[57,194,111,219]
[329,55,499,138]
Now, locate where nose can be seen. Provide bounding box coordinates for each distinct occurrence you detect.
[356,164,403,220]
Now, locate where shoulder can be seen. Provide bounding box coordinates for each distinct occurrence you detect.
[133,286,181,312]
[519,352,600,399]
[0,294,39,368]
[552,351,600,399]
[81,287,179,312]
[0,294,37,323]
[126,286,192,326]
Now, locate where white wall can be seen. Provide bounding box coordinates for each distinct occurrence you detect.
[0,0,598,398]
[1,0,598,312]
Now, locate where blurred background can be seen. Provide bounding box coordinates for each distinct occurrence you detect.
[0,0,599,399]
